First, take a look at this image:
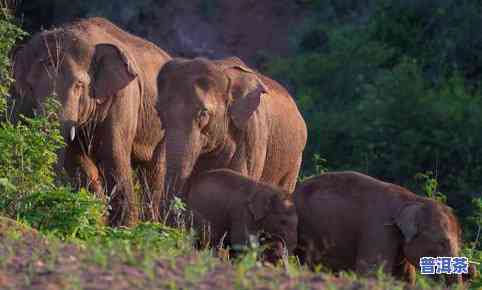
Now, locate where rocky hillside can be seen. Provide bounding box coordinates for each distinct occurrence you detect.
[16,0,372,66]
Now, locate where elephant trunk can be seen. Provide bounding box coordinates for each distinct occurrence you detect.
[60,89,81,144]
[163,129,202,203]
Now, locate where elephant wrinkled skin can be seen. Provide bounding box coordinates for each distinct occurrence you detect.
[12,17,171,226]
[295,171,463,286]
[157,57,307,209]
[183,169,298,264]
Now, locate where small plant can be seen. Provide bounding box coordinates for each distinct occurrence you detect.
[15,187,105,239]
[468,197,482,235]
[313,154,328,175]
[165,195,189,228]
[414,171,447,203]
[183,251,215,285]
[299,154,329,182]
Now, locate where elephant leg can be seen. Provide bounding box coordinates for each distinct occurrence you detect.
[229,215,252,260]
[355,230,399,275]
[278,155,303,192]
[98,82,140,227]
[188,209,225,250]
[294,231,313,266]
[139,142,166,222]
[79,154,104,197]
[98,123,138,226]
[100,150,138,227]
[64,143,104,197]
[393,260,416,285]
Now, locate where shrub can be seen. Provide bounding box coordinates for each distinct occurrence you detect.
[0,6,26,115]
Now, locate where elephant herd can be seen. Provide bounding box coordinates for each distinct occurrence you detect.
[11,17,471,285]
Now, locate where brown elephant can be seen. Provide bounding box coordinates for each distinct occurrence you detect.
[157,57,307,210]
[182,169,298,264]
[294,171,463,286]
[12,17,171,226]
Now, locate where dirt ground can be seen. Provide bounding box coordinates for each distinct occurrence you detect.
[0,217,425,290]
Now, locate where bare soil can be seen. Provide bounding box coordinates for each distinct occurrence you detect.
[0,217,426,290]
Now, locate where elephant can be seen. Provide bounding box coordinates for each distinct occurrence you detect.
[294,171,464,286]
[156,57,307,211]
[181,169,298,264]
[12,17,172,226]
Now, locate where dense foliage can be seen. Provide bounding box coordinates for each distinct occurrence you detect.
[266,0,482,244]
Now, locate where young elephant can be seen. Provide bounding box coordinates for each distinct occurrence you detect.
[295,171,463,286]
[182,169,298,263]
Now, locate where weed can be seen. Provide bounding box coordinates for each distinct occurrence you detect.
[415,171,447,203]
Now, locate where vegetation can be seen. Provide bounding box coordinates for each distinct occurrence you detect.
[0,1,481,289]
[266,0,482,245]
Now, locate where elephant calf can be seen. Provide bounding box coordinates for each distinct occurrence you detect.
[295,171,463,286]
[182,169,298,263]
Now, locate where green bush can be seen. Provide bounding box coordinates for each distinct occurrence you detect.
[0,96,105,239]
[0,7,26,114]
[7,187,104,239]
[0,112,63,192]
[102,222,193,254]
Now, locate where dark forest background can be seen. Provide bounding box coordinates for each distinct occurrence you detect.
[13,0,482,241]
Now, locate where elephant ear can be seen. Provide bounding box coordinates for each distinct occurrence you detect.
[247,191,275,222]
[92,44,138,103]
[395,203,424,243]
[220,58,269,130]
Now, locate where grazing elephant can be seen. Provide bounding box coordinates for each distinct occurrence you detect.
[182,169,298,264]
[12,17,171,226]
[157,57,307,209]
[295,171,463,286]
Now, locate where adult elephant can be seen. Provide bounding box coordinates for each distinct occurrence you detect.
[157,57,307,206]
[12,17,171,226]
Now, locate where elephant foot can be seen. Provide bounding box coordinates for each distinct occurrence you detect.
[108,197,139,227]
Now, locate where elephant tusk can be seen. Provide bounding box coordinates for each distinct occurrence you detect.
[70,126,76,141]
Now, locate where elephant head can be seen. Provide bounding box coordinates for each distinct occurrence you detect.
[12,29,137,143]
[247,190,298,263]
[157,57,267,198]
[394,200,462,285]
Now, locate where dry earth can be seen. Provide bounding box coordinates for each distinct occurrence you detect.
[0,217,430,290]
